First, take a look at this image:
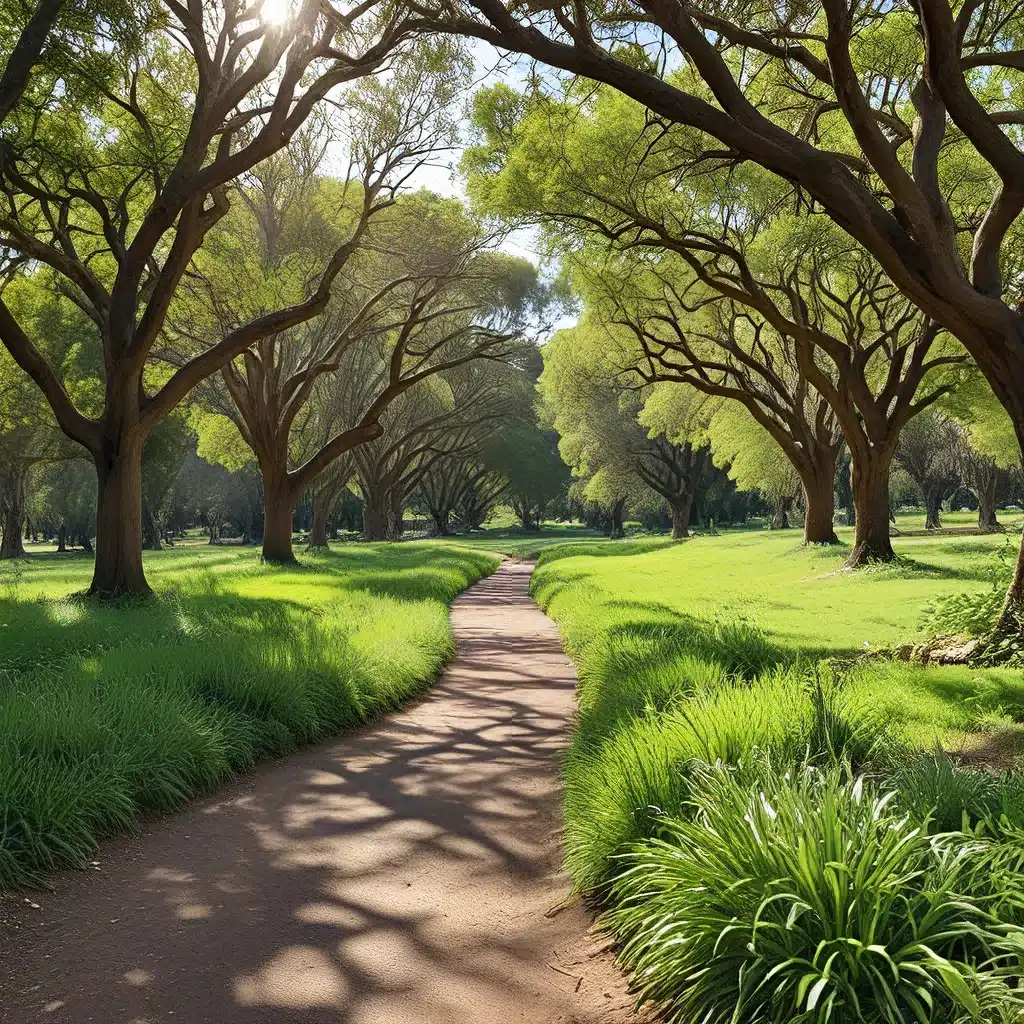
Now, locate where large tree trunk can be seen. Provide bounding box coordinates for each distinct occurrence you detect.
[978,473,1000,530]
[89,438,149,598]
[308,499,331,550]
[362,486,389,541]
[801,468,839,545]
[308,482,340,550]
[0,466,26,559]
[669,492,694,539]
[846,455,895,566]
[386,488,404,541]
[924,489,943,530]
[57,523,66,553]
[262,481,297,563]
[430,508,452,536]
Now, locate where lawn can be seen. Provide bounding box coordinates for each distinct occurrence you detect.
[534,525,1012,655]
[0,542,497,889]
[531,525,1024,1020]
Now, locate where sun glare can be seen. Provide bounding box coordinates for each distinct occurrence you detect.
[260,0,292,26]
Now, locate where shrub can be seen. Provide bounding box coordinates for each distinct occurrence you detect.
[607,761,1024,1024]
[892,754,1024,834]
[927,539,1017,640]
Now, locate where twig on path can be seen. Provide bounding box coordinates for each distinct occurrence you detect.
[547,962,583,985]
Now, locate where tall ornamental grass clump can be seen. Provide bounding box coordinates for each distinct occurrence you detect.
[562,669,883,893]
[607,761,1024,1024]
[0,546,496,889]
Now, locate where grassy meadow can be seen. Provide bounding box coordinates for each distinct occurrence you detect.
[0,542,497,889]
[532,525,1024,1021]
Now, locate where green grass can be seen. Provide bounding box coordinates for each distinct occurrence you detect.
[530,528,1024,892]
[532,526,1024,1021]
[436,521,610,558]
[0,542,497,889]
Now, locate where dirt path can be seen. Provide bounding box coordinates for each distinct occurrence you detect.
[1,560,641,1024]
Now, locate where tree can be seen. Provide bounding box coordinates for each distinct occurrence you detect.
[354,359,515,540]
[0,0,139,127]
[204,189,534,560]
[463,85,969,561]
[944,372,1022,528]
[418,0,1024,622]
[416,455,507,534]
[0,0,417,595]
[540,322,710,539]
[0,280,89,557]
[705,401,803,530]
[483,419,570,530]
[895,411,963,530]
[33,457,96,550]
[140,415,189,550]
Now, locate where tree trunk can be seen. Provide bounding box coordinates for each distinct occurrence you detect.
[386,489,404,540]
[978,474,1000,530]
[57,523,66,553]
[771,494,793,530]
[846,456,895,566]
[430,508,452,536]
[607,499,626,539]
[308,500,331,549]
[362,489,389,541]
[669,492,694,539]
[801,475,839,545]
[924,490,942,530]
[142,499,162,551]
[0,467,26,559]
[262,483,297,563]
[308,485,338,550]
[89,439,150,598]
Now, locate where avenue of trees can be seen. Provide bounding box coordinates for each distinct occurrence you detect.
[2,0,1024,637]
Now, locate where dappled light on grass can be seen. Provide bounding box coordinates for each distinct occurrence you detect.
[1,562,636,1024]
[534,527,1024,1022]
[0,543,497,889]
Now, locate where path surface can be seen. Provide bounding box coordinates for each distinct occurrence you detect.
[1,561,641,1024]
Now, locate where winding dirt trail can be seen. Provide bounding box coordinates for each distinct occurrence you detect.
[1,560,641,1024]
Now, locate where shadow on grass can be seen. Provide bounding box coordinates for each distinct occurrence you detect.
[0,563,587,1024]
[0,545,499,892]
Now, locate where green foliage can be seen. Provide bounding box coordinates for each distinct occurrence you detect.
[890,755,1024,835]
[482,419,570,527]
[535,529,1024,905]
[0,543,497,889]
[607,761,1024,1024]
[928,540,1018,639]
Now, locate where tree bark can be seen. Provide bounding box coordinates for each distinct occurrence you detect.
[0,467,26,559]
[386,488,404,541]
[978,474,1000,530]
[771,494,793,530]
[607,498,626,539]
[362,488,389,541]
[669,492,694,539]
[924,490,943,530]
[799,453,839,544]
[89,438,149,597]
[846,457,895,566]
[57,523,66,553]
[430,508,452,536]
[262,480,297,563]
[308,499,331,550]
